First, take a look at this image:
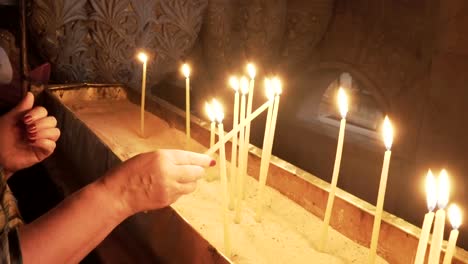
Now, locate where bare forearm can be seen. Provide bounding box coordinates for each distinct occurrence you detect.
[18,180,129,264]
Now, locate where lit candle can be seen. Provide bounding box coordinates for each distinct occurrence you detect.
[368,116,394,264]
[240,64,256,199]
[205,102,216,148]
[137,52,148,137]
[414,170,437,264]
[212,99,231,257]
[181,64,191,142]
[235,76,249,223]
[263,77,282,178]
[229,76,240,210]
[319,87,349,250]
[254,78,275,222]
[205,99,272,156]
[442,204,462,264]
[428,169,450,264]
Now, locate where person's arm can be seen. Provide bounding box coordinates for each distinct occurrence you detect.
[18,180,125,264]
[18,150,213,264]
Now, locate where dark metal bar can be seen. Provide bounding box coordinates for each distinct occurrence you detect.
[19,0,28,96]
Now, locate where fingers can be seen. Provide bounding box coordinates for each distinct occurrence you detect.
[168,149,215,167]
[30,139,56,157]
[29,127,60,142]
[177,182,197,195]
[10,92,34,117]
[176,165,205,183]
[24,106,48,125]
[27,116,57,132]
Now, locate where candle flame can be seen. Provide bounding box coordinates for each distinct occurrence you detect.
[229,76,239,91]
[437,169,450,209]
[240,76,249,95]
[265,78,275,100]
[181,63,191,78]
[137,52,148,63]
[247,63,256,79]
[382,116,393,150]
[212,99,224,123]
[426,169,437,212]
[205,102,215,122]
[337,88,348,119]
[272,77,282,95]
[448,204,462,229]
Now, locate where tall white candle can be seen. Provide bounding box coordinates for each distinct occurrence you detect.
[235,76,249,223]
[442,204,462,264]
[368,116,394,264]
[319,87,349,251]
[255,77,282,221]
[414,170,437,264]
[254,78,275,222]
[182,64,191,142]
[264,78,282,173]
[212,99,231,257]
[229,76,240,210]
[428,169,450,264]
[241,64,256,199]
[205,102,216,147]
[137,52,148,137]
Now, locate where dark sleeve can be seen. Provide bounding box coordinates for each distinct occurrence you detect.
[0,227,22,264]
[0,167,22,264]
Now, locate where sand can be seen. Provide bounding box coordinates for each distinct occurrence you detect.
[67,99,388,264]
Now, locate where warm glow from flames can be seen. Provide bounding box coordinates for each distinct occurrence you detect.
[240,76,249,95]
[382,116,393,150]
[272,77,282,95]
[426,169,437,212]
[212,99,224,123]
[337,88,348,119]
[137,52,148,63]
[205,102,215,122]
[229,76,239,91]
[448,204,462,230]
[247,63,256,79]
[181,63,191,78]
[265,78,274,100]
[437,169,450,209]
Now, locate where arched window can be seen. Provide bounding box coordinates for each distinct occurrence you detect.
[318,73,384,138]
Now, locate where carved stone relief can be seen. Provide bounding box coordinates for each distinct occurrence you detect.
[29,0,208,92]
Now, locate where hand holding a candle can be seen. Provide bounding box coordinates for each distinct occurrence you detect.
[100,149,216,214]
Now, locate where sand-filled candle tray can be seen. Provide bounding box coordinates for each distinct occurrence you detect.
[38,84,468,264]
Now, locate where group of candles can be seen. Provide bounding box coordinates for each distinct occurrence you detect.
[137,53,463,262]
[313,74,396,263]
[312,75,463,263]
[200,63,282,255]
[136,51,192,140]
[414,169,462,264]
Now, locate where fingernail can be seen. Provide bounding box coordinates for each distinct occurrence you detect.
[28,132,37,139]
[24,114,33,124]
[27,124,37,133]
[209,159,216,167]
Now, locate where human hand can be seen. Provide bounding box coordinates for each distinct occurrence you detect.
[0,92,60,177]
[100,149,216,216]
